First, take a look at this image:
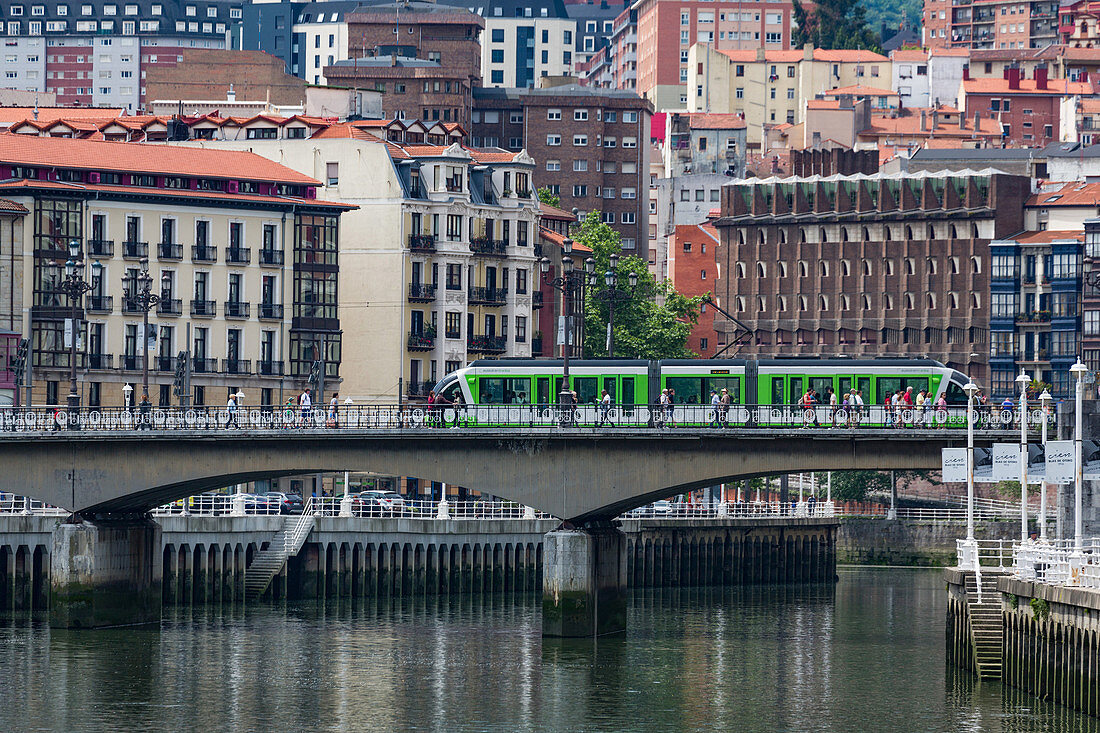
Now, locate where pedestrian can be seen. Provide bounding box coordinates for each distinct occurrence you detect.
[708,389,720,428]
[935,392,948,427]
[827,387,838,426]
[883,391,893,428]
[599,388,614,427]
[658,388,670,428]
[225,393,237,429]
[283,397,295,427]
[667,387,677,427]
[915,389,926,428]
[1001,395,1015,426]
[853,389,865,426]
[299,388,312,427]
[328,391,339,428]
[719,387,731,428]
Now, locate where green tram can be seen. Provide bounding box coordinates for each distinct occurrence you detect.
[431,357,973,427]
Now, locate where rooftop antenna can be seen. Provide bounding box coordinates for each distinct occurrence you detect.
[32,94,38,121]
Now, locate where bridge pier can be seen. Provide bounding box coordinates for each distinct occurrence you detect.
[49,516,162,628]
[542,524,627,638]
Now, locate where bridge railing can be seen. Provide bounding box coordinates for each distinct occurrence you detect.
[150,493,284,516]
[0,493,67,516]
[621,500,837,519]
[838,506,1020,522]
[0,402,1048,433]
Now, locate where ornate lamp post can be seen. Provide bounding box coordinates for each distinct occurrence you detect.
[540,237,591,424]
[1070,359,1088,552]
[1016,371,1032,542]
[588,252,638,358]
[964,381,980,549]
[1039,388,1052,541]
[125,261,163,426]
[59,239,102,425]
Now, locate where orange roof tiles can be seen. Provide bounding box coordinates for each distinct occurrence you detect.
[0,179,353,209]
[863,112,1002,137]
[0,133,319,185]
[539,226,591,253]
[539,202,577,220]
[0,107,125,126]
[806,100,842,110]
[0,198,27,214]
[962,78,1094,95]
[686,113,747,130]
[1007,230,1085,244]
[1027,182,1100,207]
[929,47,970,58]
[717,49,803,64]
[813,49,889,62]
[823,84,899,97]
[891,50,928,62]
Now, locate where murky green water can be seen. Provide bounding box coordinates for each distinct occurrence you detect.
[0,568,1096,732]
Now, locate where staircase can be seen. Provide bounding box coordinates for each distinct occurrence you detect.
[245,499,316,601]
[964,571,1004,679]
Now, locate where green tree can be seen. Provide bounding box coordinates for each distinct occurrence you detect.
[830,470,892,503]
[793,0,880,52]
[570,212,703,359]
[537,186,560,208]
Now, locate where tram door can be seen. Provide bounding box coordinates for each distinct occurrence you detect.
[536,377,551,406]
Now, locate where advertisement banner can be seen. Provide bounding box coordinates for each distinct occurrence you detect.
[991,443,1019,481]
[941,448,968,483]
[1045,440,1075,483]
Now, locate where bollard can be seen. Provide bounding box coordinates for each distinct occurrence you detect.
[717,502,729,517]
[523,505,535,519]
[339,495,354,518]
[231,493,246,517]
[436,499,450,520]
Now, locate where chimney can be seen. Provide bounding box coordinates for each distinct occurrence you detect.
[973,110,981,131]
[756,46,765,62]
[804,42,814,62]
[1083,70,1090,85]
[226,83,236,102]
[920,109,927,132]
[1035,63,1048,90]
[962,64,970,82]
[1007,64,1021,90]
[932,109,939,131]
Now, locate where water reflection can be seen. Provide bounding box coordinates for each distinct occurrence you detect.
[0,571,1096,732]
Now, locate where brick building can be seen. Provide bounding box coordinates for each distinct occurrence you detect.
[321,1,483,125]
[472,83,653,258]
[143,50,309,109]
[922,0,1059,50]
[713,171,1033,385]
[667,223,718,356]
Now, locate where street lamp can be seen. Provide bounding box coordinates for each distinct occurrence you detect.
[124,261,161,428]
[1039,389,1052,541]
[122,383,133,410]
[541,238,587,424]
[1071,359,1088,552]
[1016,371,1032,542]
[235,389,245,428]
[964,381,980,547]
[589,252,639,358]
[58,239,102,426]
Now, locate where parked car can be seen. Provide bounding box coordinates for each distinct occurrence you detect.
[264,492,304,515]
[355,490,410,516]
[239,493,278,513]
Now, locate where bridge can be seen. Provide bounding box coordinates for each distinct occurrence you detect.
[0,404,1023,635]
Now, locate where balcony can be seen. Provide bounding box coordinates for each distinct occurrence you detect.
[157,241,183,260]
[409,283,436,302]
[191,299,216,317]
[87,239,113,257]
[532,291,543,309]
[468,334,506,353]
[192,245,217,263]
[468,286,507,305]
[516,188,531,199]
[224,301,250,319]
[445,177,463,193]
[257,360,285,376]
[157,298,182,316]
[226,247,251,265]
[222,358,251,375]
[406,380,435,398]
[120,354,140,371]
[470,237,507,257]
[259,248,284,266]
[153,355,176,372]
[407,331,435,351]
[258,303,284,320]
[1016,311,1052,324]
[408,234,436,251]
[445,328,461,340]
[85,295,113,313]
[191,357,217,374]
[122,297,143,315]
[122,241,148,259]
[86,353,113,370]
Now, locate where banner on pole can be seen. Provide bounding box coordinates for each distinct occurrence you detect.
[991,443,1018,481]
[941,448,967,483]
[1045,440,1074,483]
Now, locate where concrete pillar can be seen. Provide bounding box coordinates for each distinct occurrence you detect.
[50,517,162,628]
[542,525,627,638]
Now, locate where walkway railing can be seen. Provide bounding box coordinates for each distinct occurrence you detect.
[0,403,1046,433]
[621,501,837,519]
[0,493,67,516]
[150,494,284,516]
[840,506,1019,522]
[957,537,1100,591]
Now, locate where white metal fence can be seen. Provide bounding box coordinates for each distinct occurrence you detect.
[957,537,1100,591]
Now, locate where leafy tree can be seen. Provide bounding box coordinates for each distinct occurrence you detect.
[830,470,892,503]
[995,480,1040,498]
[570,212,703,359]
[537,187,560,208]
[793,0,880,53]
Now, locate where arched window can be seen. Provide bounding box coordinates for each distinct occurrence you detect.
[758,230,766,245]
[862,294,871,310]
[971,256,981,274]
[757,262,766,278]
[841,294,850,311]
[862,226,871,241]
[927,292,936,309]
[819,227,828,243]
[927,224,936,240]
[737,262,746,278]
[927,258,937,275]
[905,258,915,275]
[950,256,959,274]
[884,259,895,276]
[884,226,892,241]
[819,295,828,312]
[758,296,767,311]
[820,261,829,276]
[905,225,914,240]
[779,229,787,244]
[799,295,808,311]
[779,261,788,277]
[949,292,959,309]
[841,227,849,242]
[950,224,958,239]
[736,296,746,312]
[738,231,745,245]
[971,223,979,239]
[799,260,808,277]
[971,293,981,308]
[905,293,915,310]
[799,228,807,243]
[885,294,894,309]
[863,260,872,276]
[841,259,851,276]
[778,295,788,311]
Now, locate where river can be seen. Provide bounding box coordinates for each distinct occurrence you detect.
[0,567,1095,732]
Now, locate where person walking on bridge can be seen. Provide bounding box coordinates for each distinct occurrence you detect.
[719,387,731,428]
[225,393,238,429]
[299,389,312,427]
[708,389,720,428]
[599,389,614,427]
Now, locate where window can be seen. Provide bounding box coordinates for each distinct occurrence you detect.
[572,185,587,197]
[446,214,463,240]
[573,134,587,146]
[574,109,588,121]
[604,137,616,148]
[546,160,561,171]
[621,212,636,224]
[573,160,588,172]
[325,162,338,186]
[546,134,561,146]
[515,316,526,343]
[491,28,504,42]
[446,265,462,291]
[621,187,636,199]
[547,108,561,120]
[623,112,637,123]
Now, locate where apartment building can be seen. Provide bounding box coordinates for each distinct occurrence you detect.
[689,44,891,149]
[890,47,970,108]
[635,0,795,110]
[193,118,540,402]
[666,222,718,356]
[471,83,653,259]
[967,46,1100,82]
[958,63,1093,145]
[922,0,1059,50]
[0,0,240,110]
[574,4,637,91]
[0,199,27,406]
[0,133,350,408]
[470,0,576,88]
[566,0,625,69]
[714,171,1033,385]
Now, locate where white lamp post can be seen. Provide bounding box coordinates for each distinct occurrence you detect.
[122,383,133,410]
[964,381,980,545]
[1039,389,1052,541]
[1071,359,1088,552]
[1016,372,1032,542]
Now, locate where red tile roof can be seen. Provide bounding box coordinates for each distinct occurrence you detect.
[0,133,319,185]
[0,179,353,209]
[823,84,899,97]
[686,113,747,130]
[813,49,889,63]
[806,100,843,110]
[539,202,577,221]
[1007,230,1085,244]
[539,226,592,253]
[0,198,27,214]
[0,107,125,126]
[1027,182,1100,207]
[863,112,1002,138]
[962,78,1094,95]
[717,49,804,64]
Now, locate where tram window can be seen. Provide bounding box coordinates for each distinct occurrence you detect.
[945,381,967,405]
[667,376,704,404]
[439,379,463,404]
[810,377,833,399]
[876,378,901,403]
[478,377,531,404]
[771,377,784,405]
[790,377,804,403]
[706,377,741,403]
[536,377,550,405]
[573,377,599,404]
[901,377,929,395]
[622,377,635,407]
[839,377,852,396]
[857,377,871,399]
[554,377,565,401]
[602,376,617,402]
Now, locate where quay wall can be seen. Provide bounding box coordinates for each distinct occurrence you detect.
[839,519,1023,566]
